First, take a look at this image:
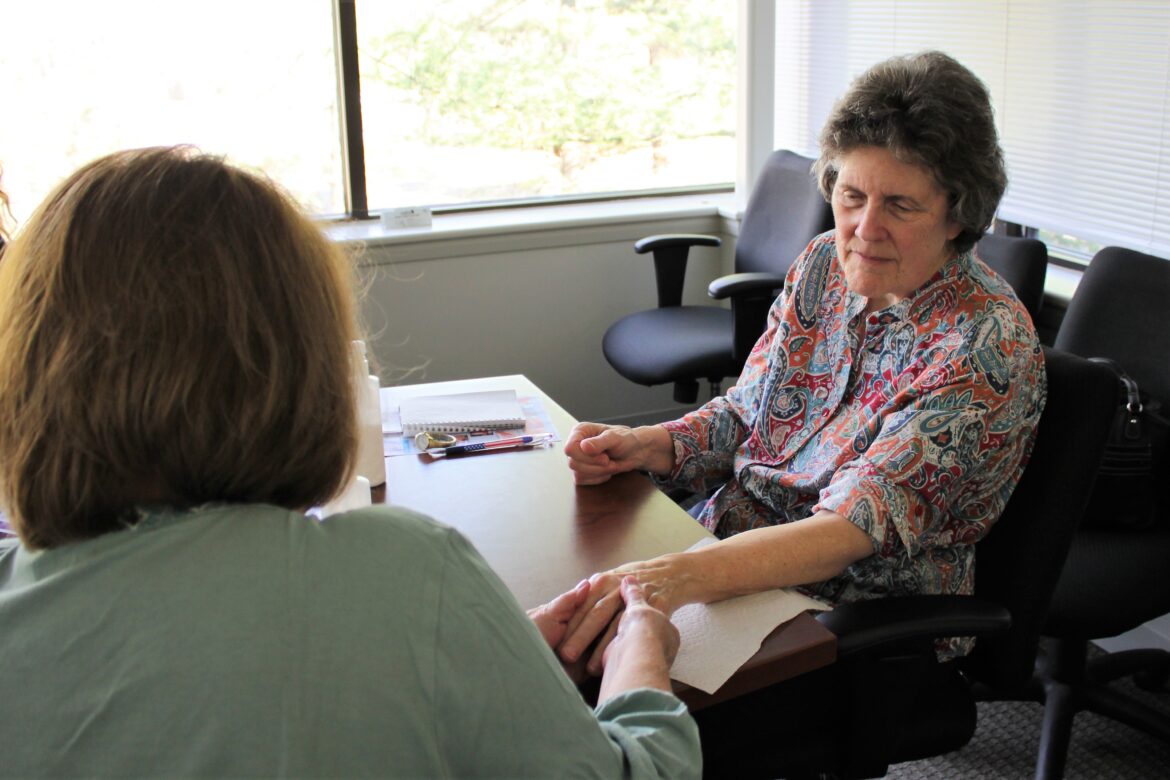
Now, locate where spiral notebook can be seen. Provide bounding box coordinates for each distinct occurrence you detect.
[398,389,526,434]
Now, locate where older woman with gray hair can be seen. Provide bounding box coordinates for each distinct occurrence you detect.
[561,50,1046,774]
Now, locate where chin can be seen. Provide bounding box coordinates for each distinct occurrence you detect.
[842,268,889,300]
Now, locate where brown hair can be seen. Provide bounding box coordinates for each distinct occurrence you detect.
[815,51,1007,255]
[0,146,359,549]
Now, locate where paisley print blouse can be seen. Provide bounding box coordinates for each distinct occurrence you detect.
[658,232,1046,655]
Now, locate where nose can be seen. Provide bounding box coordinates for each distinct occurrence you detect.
[856,202,886,241]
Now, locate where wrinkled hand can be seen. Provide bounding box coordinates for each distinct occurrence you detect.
[608,576,680,665]
[558,555,686,676]
[527,579,590,648]
[563,423,674,486]
[598,577,681,701]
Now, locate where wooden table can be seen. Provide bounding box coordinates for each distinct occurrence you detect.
[381,375,835,709]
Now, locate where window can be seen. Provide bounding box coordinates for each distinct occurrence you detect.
[773,0,1170,261]
[0,0,734,224]
[355,0,736,212]
[1033,230,1103,266]
[0,0,344,222]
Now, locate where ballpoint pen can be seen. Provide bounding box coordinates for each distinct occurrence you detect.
[432,432,554,456]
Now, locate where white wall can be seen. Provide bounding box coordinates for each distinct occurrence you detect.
[338,200,739,427]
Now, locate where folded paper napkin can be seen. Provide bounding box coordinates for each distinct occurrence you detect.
[670,538,829,694]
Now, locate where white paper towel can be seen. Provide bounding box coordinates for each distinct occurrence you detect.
[669,538,829,694]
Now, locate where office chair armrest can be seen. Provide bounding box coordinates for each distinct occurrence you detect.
[633,233,722,255]
[816,595,1012,659]
[632,234,723,309]
[707,271,785,300]
[706,271,786,362]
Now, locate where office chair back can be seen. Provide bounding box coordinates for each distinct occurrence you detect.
[601,149,831,404]
[1055,245,1170,404]
[1015,246,1170,779]
[965,346,1118,691]
[976,233,1048,322]
[805,347,1116,778]
[736,149,835,277]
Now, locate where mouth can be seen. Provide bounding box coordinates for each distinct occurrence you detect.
[850,248,894,265]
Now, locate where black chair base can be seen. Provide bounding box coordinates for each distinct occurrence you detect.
[994,639,1170,780]
[1088,646,1170,691]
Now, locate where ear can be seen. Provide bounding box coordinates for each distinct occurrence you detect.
[946,219,962,242]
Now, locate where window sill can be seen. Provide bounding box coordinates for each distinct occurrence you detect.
[324,197,1083,309]
[1043,263,1083,306]
[324,193,738,264]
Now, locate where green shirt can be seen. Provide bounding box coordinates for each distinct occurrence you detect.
[0,503,699,778]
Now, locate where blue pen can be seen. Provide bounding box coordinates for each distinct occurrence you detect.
[436,432,553,456]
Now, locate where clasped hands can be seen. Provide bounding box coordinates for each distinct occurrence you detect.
[563,421,676,486]
[527,566,681,688]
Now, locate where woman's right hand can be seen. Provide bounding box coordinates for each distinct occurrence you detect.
[563,422,675,485]
[597,576,680,701]
[558,554,690,677]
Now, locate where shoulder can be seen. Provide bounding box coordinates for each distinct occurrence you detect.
[309,504,486,577]
[908,255,1044,399]
[920,251,1041,355]
[324,503,457,543]
[956,252,1034,331]
[179,503,483,593]
[191,502,458,551]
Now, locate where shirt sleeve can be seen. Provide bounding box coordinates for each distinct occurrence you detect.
[816,308,1046,560]
[432,527,702,780]
[655,241,816,497]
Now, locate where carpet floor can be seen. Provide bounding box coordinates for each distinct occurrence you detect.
[885,649,1170,779]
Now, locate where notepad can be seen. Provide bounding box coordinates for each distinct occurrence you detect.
[398,389,526,434]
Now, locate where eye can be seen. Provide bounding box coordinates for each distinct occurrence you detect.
[837,189,864,206]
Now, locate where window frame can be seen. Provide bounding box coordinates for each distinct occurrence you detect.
[330,0,738,223]
[996,219,1098,272]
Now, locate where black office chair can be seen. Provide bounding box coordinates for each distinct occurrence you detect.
[602,149,833,404]
[976,233,1048,322]
[795,347,1117,779]
[1015,246,1170,779]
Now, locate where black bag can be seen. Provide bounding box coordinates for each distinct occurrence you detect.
[1080,358,1170,531]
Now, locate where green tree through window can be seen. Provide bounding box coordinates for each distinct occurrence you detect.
[358,0,735,209]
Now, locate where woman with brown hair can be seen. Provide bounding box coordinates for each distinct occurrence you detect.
[0,147,699,778]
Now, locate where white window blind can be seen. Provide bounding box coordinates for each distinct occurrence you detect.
[774,0,1170,259]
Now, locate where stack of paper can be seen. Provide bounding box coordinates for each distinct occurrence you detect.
[398,389,526,434]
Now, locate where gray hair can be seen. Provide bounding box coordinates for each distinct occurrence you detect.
[814,50,1006,254]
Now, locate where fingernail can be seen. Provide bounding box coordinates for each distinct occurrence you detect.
[575,579,589,591]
